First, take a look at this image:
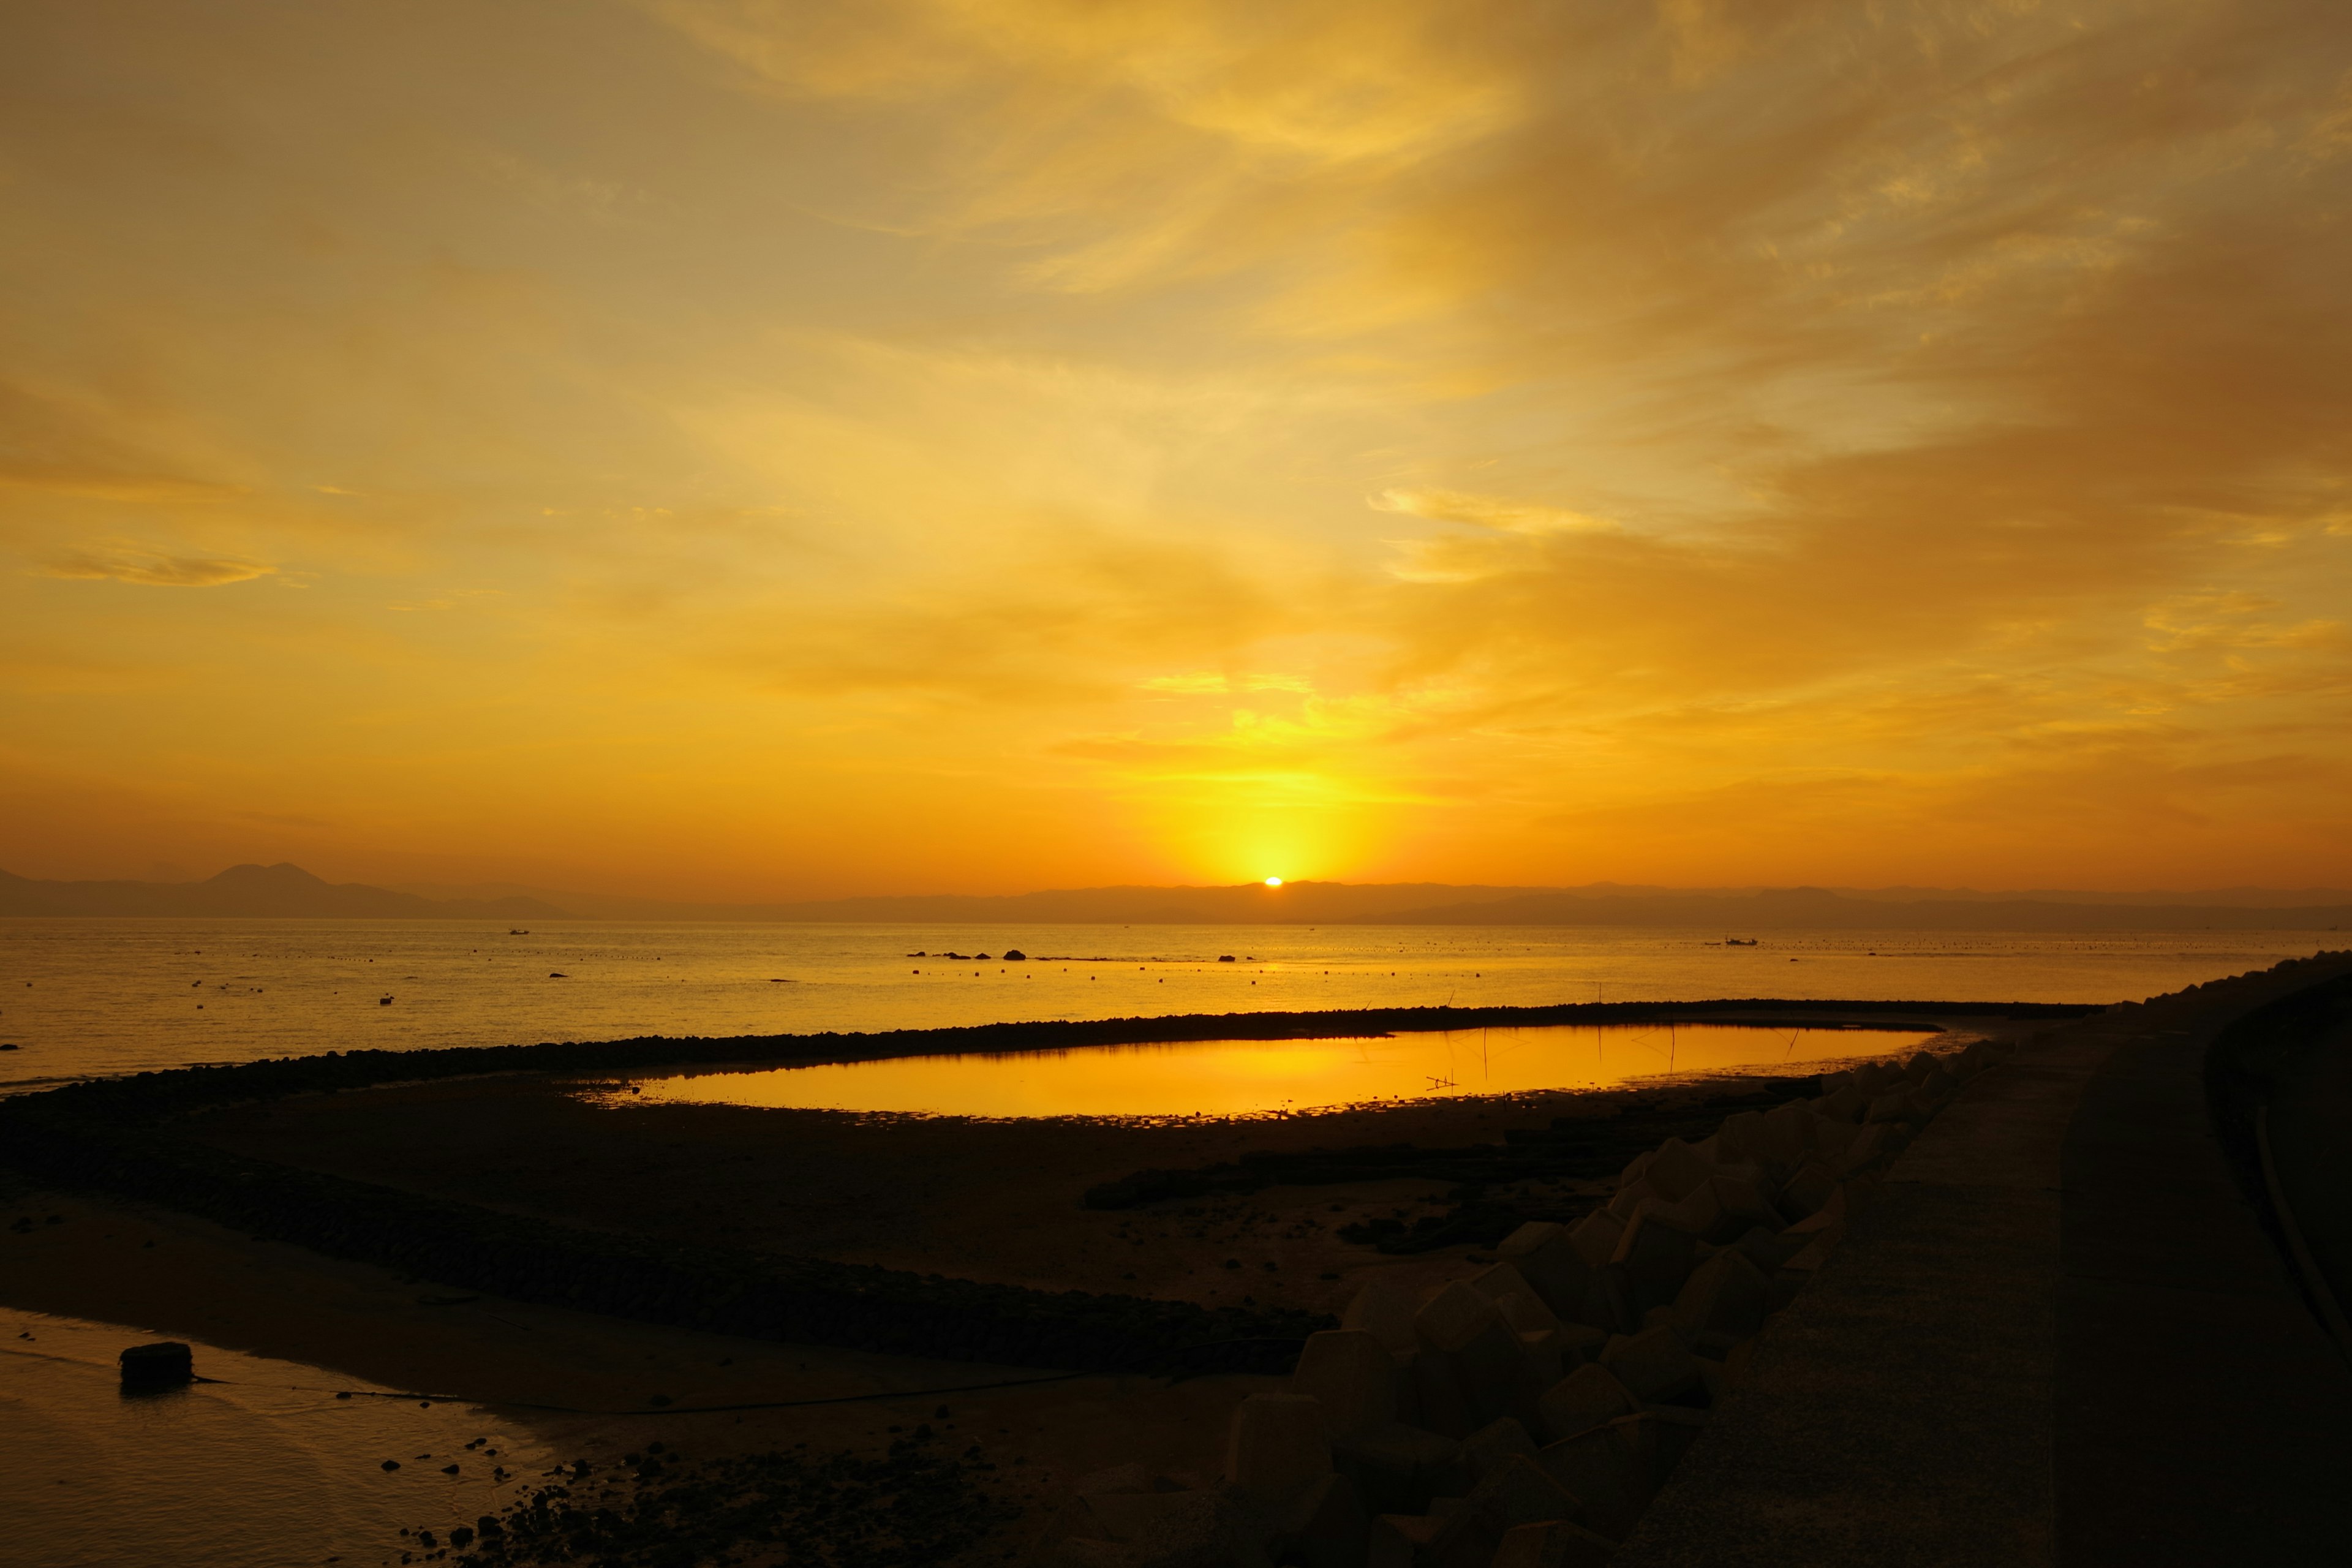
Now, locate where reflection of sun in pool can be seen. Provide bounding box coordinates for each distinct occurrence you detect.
[1264,876,1283,886]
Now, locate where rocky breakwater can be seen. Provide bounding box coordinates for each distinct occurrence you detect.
[1029,1038,2011,1567]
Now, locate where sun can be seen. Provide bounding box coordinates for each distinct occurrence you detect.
[1264,876,1284,887]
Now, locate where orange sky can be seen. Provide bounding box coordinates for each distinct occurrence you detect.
[4,1,2350,899]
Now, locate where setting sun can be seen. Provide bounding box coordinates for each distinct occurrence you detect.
[1264,877,1284,888]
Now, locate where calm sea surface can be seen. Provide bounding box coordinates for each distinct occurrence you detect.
[0,918,2328,1094]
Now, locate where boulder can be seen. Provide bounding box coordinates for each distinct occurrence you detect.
[1598,1326,1702,1403]
[1491,1520,1621,1568]
[1537,1363,1638,1442]
[1292,1330,1400,1433]
[1226,1393,1332,1506]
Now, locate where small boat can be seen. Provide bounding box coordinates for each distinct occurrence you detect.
[1723,937,1758,946]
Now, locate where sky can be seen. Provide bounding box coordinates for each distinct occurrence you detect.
[3,0,2350,900]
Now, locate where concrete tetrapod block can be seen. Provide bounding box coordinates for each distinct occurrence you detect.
[1268,1471,1370,1568]
[1605,1182,1652,1223]
[1863,1089,1914,1124]
[1491,1519,1621,1568]
[1728,1223,1808,1276]
[1454,1456,1586,1560]
[1497,1224,1598,1323]
[1411,1343,1477,1439]
[1597,1325,1702,1403]
[1749,1102,1819,1174]
[1614,1148,1656,1191]
[1643,1137,1714,1202]
[1616,1407,1709,1492]
[1668,1249,1771,1341]
[1714,1109,1763,1164]
[1568,1210,1624,1273]
[1535,1423,1643,1542]
[1830,1120,1899,1178]
[1344,1281,1425,1360]
[1331,1422,1467,1516]
[1469,1261,1544,1313]
[1638,1182,1727,1243]
[1807,1114,1860,1160]
[1461,1416,1542,1483]
[1608,1212,1700,1317]
[1812,1083,1865,1123]
[1226,1393,1333,1507]
[1418,1282,1542,1433]
[1494,1287,1563,1336]
[1538,1362,1640,1443]
[1707,1170,1786,1237]
[1368,1513,1490,1568]
[1554,1321,1608,1365]
[1776,1160,1841,1219]
[1517,1328,1567,1392]
[1292,1329,1401,1434]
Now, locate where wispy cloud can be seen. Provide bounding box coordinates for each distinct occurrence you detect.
[39,549,276,587]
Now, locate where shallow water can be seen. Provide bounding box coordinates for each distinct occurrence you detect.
[0,1309,553,1568]
[0,918,2323,1092]
[612,1022,1943,1118]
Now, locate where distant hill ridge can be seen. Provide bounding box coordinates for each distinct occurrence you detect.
[0,863,561,920]
[2,864,2348,930]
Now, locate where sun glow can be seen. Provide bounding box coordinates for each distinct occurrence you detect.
[1264,876,1284,886]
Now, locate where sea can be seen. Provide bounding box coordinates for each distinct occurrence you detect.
[0,918,2332,1094]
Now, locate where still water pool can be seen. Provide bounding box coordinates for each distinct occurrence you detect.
[610,1022,1944,1118]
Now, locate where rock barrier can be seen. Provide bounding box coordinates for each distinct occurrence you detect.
[1031,1036,2019,1566]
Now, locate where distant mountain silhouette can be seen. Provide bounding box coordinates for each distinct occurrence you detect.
[0,862,564,919]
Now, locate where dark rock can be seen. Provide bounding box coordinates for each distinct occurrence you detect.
[118,1341,194,1386]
